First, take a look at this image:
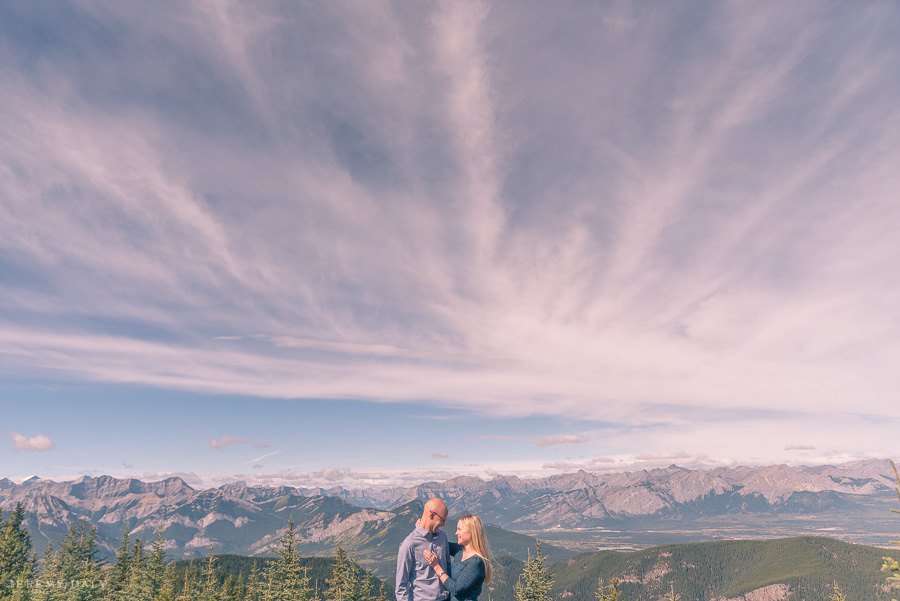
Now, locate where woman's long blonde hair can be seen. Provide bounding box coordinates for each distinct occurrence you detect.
[457,514,492,585]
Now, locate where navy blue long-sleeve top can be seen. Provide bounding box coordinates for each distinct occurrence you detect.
[441,543,486,601]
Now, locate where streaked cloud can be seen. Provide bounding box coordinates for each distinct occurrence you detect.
[242,450,281,465]
[543,457,619,471]
[465,434,585,447]
[269,336,496,365]
[432,452,450,459]
[1,1,899,474]
[537,435,584,447]
[785,444,816,451]
[635,450,693,462]
[210,436,268,450]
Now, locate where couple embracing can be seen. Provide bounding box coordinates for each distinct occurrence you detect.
[396,498,493,601]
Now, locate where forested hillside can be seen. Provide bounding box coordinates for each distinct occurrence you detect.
[551,537,900,601]
[187,537,900,601]
[3,503,900,601]
[169,552,387,601]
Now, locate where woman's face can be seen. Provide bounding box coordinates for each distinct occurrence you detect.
[456,524,470,546]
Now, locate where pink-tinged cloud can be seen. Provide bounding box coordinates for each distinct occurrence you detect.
[210,436,267,449]
[635,449,693,461]
[8,432,55,452]
[537,435,583,447]
[785,444,815,451]
[544,451,720,472]
[543,457,616,470]
[319,466,343,481]
[1,1,898,473]
[432,452,449,459]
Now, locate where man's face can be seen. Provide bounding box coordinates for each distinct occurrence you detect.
[425,507,447,534]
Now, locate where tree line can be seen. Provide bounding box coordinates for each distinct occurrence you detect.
[1,505,561,601]
[2,503,863,601]
[0,505,394,601]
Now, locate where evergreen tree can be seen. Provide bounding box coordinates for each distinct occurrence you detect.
[107,528,133,600]
[348,552,370,601]
[829,580,846,601]
[33,542,60,601]
[174,561,200,601]
[1,503,37,601]
[8,555,37,601]
[244,561,266,601]
[199,548,222,601]
[261,571,276,601]
[514,542,553,601]
[374,583,390,601]
[121,538,149,601]
[34,520,104,601]
[882,459,900,601]
[68,521,105,601]
[325,548,349,601]
[221,575,242,601]
[143,531,171,601]
[264,517,312,601]
[158,563,177,601]
[664,584,680,601]
[595,577,622,601]
[326,548,369,601]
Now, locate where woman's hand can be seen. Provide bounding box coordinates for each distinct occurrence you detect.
[423,549,439,568]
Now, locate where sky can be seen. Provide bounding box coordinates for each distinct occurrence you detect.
[2,1,900,491]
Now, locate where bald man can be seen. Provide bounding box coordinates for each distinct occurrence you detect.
[396,498,451,601]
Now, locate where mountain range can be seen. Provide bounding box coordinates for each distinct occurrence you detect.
[2,459,898,578]
[324,459,896,526]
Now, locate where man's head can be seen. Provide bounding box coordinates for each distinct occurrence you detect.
[420,498,448,535]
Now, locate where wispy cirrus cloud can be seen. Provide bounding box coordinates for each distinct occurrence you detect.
[537,435,584,447]
[1,1,900,472]
[210,436,268,450]
[785,444,816,451]
[242,450,281,465]
[465,434,585,447]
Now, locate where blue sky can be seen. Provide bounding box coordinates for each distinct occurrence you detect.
[2,1,900,489]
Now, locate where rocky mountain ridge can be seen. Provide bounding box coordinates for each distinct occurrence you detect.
[315,459,896,528]
[1,460,896,574]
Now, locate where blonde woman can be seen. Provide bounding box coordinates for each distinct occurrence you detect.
[423,514,493,601]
